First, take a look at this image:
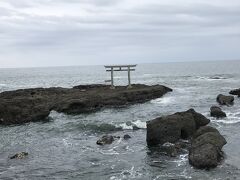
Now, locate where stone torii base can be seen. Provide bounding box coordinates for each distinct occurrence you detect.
[104,64,137,89]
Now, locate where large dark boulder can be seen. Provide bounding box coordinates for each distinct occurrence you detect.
[217,94,234,105]
[229,88,240,97]
[189,127,227,169]
[146,109,210,146]
[210,106,226,118]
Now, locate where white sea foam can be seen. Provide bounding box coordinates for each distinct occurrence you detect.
[195,74,233,82]
[120,166,143,179]
[151,96,174,105]
[119,120,146,130]
[211,112,240,124]
[119,123,133,130]
[100,148,119,155]
[133,120,146,129]
[169,154,188,167]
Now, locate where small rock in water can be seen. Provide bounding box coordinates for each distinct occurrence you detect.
[210,106,226,118]
[96,135,114,145]
[216,94,234,105]
[123,134,131,140]
[229,88,240,97]
[10,152,28,159]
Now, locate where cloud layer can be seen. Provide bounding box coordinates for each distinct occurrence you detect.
[0,0,240,67]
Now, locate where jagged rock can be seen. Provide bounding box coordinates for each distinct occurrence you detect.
[10,152,28,159]
[123,134,131,140]
[217,94,234,105]
[96,135,114,145]
[210,106,226,118]
[0,84,172,125]
[229,88,240,97]
[146,109,210,146]
[189,127,227,169]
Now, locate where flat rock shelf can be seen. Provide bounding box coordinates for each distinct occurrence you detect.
[0,84,172,125]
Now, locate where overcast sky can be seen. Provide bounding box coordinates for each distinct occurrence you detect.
[0,0,240,68]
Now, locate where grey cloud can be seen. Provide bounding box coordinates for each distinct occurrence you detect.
[0,0,239,67]
[5,0,120,8]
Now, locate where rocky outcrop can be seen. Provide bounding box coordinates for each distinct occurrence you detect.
[146,109,210,146]
[146,110,226,169]
[0,84,172,125]
[217,94,234,105]
[210,106,226,118]
[189,126,227,169]
[229,88,240,97]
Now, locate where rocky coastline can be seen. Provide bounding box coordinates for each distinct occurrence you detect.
[2,84,239,170]
[0,84,172,125]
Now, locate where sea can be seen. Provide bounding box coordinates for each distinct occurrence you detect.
[0,60,240,180]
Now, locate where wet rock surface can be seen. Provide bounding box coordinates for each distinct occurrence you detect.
[189,127,227,169]
[0,84,172,125]
[96,135,115,145]
[210,106,226,118]
[146,109,226,169]
[229,88,240,97]
[146,109,210,146]
[217,94,234,105]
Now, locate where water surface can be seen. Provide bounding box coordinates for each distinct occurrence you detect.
[0,60,240,179]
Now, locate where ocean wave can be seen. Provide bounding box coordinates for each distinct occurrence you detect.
[169,154,188,167]
[81,123,123,132]
[195,74,234,81]
[110,166,143,180]
[118,120,146,130]
[151,96,174,105]
[211,112,240,124]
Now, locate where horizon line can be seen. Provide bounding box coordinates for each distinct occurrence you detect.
[0,59,239,69]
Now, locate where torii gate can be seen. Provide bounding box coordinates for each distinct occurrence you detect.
[104,64,137,89]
